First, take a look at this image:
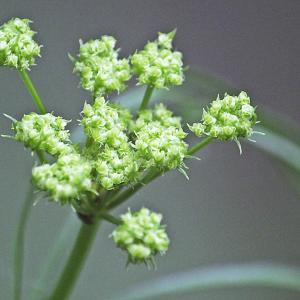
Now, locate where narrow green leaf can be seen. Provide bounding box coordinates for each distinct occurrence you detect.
[253,125,300,174]
[111,263,300,300]
[29,211,80,300]
[14,183,35,300]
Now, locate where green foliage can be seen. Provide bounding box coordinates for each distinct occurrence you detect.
[110,263,300,300]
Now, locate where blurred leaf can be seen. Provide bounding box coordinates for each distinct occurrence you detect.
[29,211,80,300]
[110,263,300,300]
[253,125,300,174]
[14,183,35,300]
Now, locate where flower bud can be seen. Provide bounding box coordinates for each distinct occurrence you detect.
[73,36,131,96]
[32,153,94,204]
[133,104,188,170]
[131,30,184,88]
[13,113,72,156]
[0,18,41,70]
[189,91,257,141]
[112,208,169,264]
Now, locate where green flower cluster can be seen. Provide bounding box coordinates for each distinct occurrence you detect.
[13,112,72,156]
[94,147,138,190]
[133,104,188,170]
[131,30,184,88]
[81,97,129,147]
[81,97,140,190]
[112,208,169,264]
[73,36,131,97]
[0,18,41,70]
[189,91,257,141]
[32,153,94,204]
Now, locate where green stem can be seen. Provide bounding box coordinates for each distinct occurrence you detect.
[106,137,214,210]
[139,85,154,111]
[18,69,46,114]
[98,212,122,225]
[36,150,46,163]
[13,184,34,300]
[47,221,101,300]
[187,136,214,156]
[106,168,159,210]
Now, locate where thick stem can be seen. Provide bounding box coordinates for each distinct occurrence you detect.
[18,69,46,114]
[139,85,154,111]
[14,185,34,300]
[47,221,100,300]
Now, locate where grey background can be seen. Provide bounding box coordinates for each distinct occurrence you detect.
[0,1,299,299]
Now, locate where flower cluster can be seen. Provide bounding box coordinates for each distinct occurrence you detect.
[133,104,188,170]
[81,97,129,147]
[73,36,131,97]
[13,112,72,156]
[81,97,140,190]
[189,91,257,141]
[131,30,184,88]
[32,153,94,205]
[94,147,139,190]
[0,18,41,70]
[112,208,169,264]
[1,18,262,270]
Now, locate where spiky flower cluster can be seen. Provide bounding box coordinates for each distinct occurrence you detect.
[1,19,262,270]
[0,18,41,70]
[112,208,169,264]
[32,153,94,205]
[81,97,140,190]
[13,113,72,156]
[133,104,188,170]
[131,30,184,88]
[73,36,131,97]
[189,91,257,141]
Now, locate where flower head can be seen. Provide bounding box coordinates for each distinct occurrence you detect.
[133,104,188,170]
[81,97,129,148]
[189,91,257,141]
[95,146,139,190]
[13,112,72,156]
[81,97,140,189]
[73,36,131,96]
[112,208,169,264]
[0,18,41,70]
[32,153,94,205]
[131,30,184,88]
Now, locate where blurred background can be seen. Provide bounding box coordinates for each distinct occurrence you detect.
[0,1,299,299]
